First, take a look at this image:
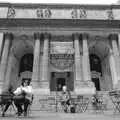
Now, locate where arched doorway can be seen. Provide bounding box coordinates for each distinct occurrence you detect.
[89,41,112,91]
[19,53,33,82]
[90,54,102,91]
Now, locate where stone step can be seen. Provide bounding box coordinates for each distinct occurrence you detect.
[30,91,114,112]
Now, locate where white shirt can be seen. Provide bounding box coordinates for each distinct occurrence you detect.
[14,85,33,101]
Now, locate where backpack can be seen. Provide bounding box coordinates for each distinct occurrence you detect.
[70,105,75,113]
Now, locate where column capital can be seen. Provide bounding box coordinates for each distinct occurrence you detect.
[72,33,80,40]
[4,33,13,40]
[43,33,51,40]
[108,34,118,40]
[34,32,41,40]
[81,33,89,40]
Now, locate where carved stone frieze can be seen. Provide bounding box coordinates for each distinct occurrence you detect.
[71,9,78,19]
[36,8,51,18]
[7,7,16,18]
[107,9,114,20]
[79,8,87,19]
[71,8,87,19]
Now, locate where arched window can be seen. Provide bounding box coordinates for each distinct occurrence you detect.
[19,53,33,74]
[90,54,102,91]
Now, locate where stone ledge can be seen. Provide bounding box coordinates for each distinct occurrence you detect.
[33,88,50,95]
[74,87,96,95]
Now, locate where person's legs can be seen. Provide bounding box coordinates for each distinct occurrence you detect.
[2,101,11,117]
[23,99,30,116]
[14,98,24,116]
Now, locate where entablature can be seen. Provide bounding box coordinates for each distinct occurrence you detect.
[0,3,120,20]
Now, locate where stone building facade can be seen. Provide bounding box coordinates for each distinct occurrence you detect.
[0,3,120,95]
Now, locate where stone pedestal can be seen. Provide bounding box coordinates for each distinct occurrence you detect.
[74,80,96,95]
[33,81,50,95]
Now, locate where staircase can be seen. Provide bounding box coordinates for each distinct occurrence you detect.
[31,91,113,112]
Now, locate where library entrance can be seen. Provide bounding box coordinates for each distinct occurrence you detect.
[57,78,66,91]
[50,72,74,91]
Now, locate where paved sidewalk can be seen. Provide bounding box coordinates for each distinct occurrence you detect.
[0,111,120,120]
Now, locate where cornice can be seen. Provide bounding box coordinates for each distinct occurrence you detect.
[0,3,120,9]
[0,19,119,28]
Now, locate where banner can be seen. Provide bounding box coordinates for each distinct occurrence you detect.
[50,42,74,69]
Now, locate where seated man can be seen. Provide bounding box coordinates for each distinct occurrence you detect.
[0,87,14,117]
[13,79,33,116]
[61,85,71,113]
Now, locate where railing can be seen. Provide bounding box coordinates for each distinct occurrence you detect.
[109,90,120,113]
[39,95,91,113]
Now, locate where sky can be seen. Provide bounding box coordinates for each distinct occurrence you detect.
[0,0,118,4]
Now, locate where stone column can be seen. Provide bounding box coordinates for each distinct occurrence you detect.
[117,34,120,89]
[118,34,120,51]
[41,33,50,94]
[73,33,81,81]
[109,34,118,89]
[82,33,91,82]
[4,49,14,91]
[0,33,13,92]
[0,33,4,60]
[109,50,117,88]
[73,33,82,94]
[32,33,41,88]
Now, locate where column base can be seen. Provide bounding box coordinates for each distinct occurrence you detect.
[33,81,50,95]
[114,80,120,90]
[33,88,50,95]
[0,82,3,94]
[74,81,96,95]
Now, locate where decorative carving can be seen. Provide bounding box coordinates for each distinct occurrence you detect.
[36,8,51,18]
[79,8,87,19]
[20,35,29,40]
[7,7,15,18]
[34,32,41,40]
[82,33,89,40]
[44,9,51,18]
[36,8,43,18]
[108,34,118,40]
[5,33,13,40]
[72,33,80,40]
[71,8,87,19]
[107,9,114,20]
[71,9,78,19]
